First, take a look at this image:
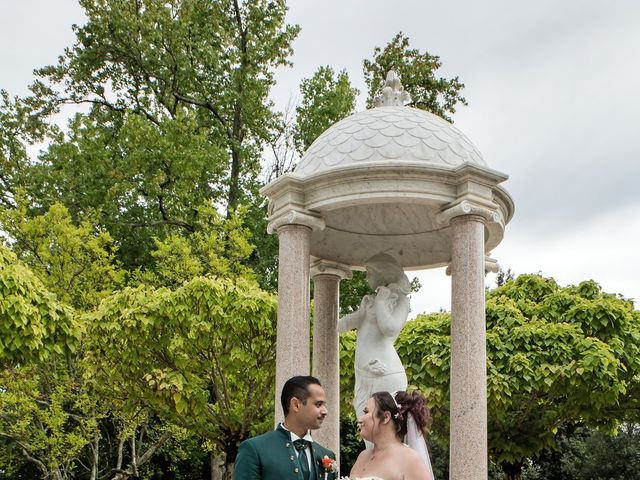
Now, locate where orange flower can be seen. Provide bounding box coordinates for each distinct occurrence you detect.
[321,455,335,469]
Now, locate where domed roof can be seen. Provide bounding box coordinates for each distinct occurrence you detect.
[262,72,513,270]
[295,105,486,177]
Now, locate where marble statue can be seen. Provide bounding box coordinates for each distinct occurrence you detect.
[337,253,411,442]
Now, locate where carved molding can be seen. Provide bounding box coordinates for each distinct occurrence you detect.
[436,200,502,227]
[310,259,353,280]
[484,255,500,275]
[445,254,500,276]
[373,71,412,107]
[267,210,326,234]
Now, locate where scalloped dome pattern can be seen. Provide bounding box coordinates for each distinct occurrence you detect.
[295,106,486,176]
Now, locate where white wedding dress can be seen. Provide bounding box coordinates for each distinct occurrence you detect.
[345,477,385,480]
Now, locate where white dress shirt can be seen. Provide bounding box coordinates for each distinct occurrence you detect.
[279,423,313,468]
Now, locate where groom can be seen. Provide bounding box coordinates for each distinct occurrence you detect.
[233,376,337,480]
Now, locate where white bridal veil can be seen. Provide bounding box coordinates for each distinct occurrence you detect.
[406,413,435,480]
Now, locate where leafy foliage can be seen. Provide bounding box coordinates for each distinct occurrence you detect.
[12,0,299,272]
[294,66,358,154]
[87,275,278,473]
[0,248,99,480]
[0,366,99,480]
[522,424,640,480]
[397,274,640,479]
[0,245,79,365]
[363,32,467,120]
[132,203,256,288]
[0,90,51,209]
[34,0,298,210]
[0,201,123,309]
[338,412,361,477]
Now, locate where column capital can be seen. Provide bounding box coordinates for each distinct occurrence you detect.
[310,259,353,280]
[436,200,503,227]
[267,210,326,234]
[446,254,501,276]
[484,255,500,274]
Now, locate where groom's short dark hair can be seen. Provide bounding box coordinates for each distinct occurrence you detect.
[281,376,322,416]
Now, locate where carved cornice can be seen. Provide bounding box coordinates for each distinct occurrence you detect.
[310,259,353,280]
[266,210,326,234]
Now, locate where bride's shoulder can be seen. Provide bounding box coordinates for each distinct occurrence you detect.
[354,448,374,462]
[397,444,432,479]
[400,442,422,458]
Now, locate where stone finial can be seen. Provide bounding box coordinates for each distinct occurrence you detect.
[373,70,411,107]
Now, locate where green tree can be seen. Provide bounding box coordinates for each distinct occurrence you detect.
[34,0,298,213]
[0,246,93,480]
[0,364,104,480]
[27,109,229,269]
[363,32,467,120]
[11,0,299,271]
[0,201,123,309]
[0,90,53,209]
[395,274,640,480]
[522,424,640,480]
[88,276,278,479]
[0,244,176,480]
[0,244,78,365]
[294,66,359,154]
[131,202,255,288]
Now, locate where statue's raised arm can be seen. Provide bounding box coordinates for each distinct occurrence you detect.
[373,282,410,336]
[337,292,375,332]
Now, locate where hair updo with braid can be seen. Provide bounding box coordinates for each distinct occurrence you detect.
[371,390,432,439]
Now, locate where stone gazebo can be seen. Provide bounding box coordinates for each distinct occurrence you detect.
[260,73,514,479]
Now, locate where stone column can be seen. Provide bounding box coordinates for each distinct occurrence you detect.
[449,214,487,480]
[310,260,352,459]
[269,212,326,425]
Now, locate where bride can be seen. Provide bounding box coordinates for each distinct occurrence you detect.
[348,391,434,480]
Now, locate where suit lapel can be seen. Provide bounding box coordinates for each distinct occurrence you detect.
[276,423,291,439]
[311,443,337,480]
[310,443,318,480]
[277,425,308,480]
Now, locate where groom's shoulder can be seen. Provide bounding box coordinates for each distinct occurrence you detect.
[312,440,335,459]
[240,429,283,448]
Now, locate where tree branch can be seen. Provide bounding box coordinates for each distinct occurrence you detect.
[171,91,227,130]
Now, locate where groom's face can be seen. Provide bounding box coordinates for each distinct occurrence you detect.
[294,384,328,430]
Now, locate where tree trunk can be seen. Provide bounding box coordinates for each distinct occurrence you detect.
[227,145,241,216]
[223,461,234,480]
[90,431,100,480]
[210,453,226,480]
[501,460,524,480]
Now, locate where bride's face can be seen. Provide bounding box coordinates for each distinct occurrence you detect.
[358,397,381,441]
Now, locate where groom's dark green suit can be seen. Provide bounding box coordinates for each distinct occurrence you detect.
[233,425,337,480]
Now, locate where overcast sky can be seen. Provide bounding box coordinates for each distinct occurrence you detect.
[2,1,639,315]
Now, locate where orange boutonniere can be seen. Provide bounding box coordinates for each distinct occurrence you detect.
[320,455,338,479]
